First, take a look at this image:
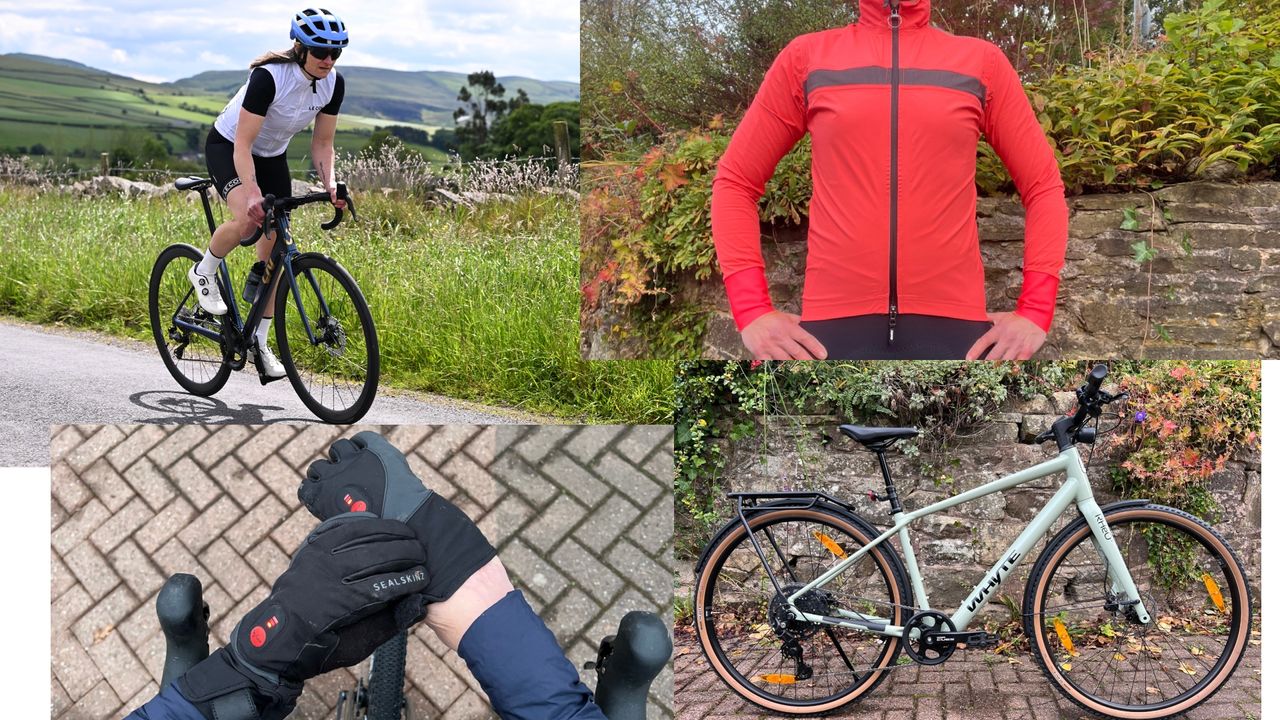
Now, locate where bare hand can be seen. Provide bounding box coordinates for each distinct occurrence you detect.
[966,312,1047,360]
[328,186,347,210]
[245,188,266,224]
[741,311,828,360]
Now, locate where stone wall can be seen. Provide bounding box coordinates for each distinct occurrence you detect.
[683,391,1262,626]
[587,180,1279,359]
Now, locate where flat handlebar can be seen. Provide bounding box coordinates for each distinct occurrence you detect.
[1033,364,1128,447]
[592,611,673,720]
[156,574,211,689]
[157,573,671,719]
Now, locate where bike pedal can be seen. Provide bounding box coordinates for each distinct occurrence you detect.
[963,632,999,649]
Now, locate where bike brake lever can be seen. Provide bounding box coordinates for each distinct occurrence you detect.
[239,197,276,246]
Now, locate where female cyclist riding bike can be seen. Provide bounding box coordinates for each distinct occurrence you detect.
[187,7,350,380]
[713,0,1069,361]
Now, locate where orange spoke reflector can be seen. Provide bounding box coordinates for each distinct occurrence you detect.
[1053,618,1076,656]
[1202,573,1226,613]
[755,674,797,685]
[814,531,846,558]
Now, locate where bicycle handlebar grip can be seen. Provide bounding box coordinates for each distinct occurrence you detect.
[1085,363,1108,394]
[157,573,211,689]
[594,611,672,720]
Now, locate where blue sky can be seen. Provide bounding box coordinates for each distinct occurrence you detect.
[0,1,579,83]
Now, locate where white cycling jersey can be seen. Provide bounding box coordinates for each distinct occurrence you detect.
[213,62,337,157]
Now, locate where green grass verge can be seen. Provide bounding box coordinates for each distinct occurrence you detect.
[0,186,672,423]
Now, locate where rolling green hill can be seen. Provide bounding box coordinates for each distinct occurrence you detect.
[168,67,579,125]
[0,53,578,169]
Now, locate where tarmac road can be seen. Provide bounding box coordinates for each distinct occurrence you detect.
[0,318,548,466]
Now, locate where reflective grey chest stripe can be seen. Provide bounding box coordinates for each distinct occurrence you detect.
[805,67,986,107]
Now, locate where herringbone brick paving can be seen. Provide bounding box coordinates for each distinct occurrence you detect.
[51,424,675,719]
[673,626,1262,719]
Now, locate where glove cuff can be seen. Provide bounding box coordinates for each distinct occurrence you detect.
[412,493,497,602]
[177,647,303,720]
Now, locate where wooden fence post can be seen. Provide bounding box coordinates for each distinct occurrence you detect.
[100,152,110,177]
[553,120,571,183]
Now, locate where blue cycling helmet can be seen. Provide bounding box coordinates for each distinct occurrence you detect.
[290,8,348,48]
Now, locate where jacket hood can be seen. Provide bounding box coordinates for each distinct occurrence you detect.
[858,0,931,30]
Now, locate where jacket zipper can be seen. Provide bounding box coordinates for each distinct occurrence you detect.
[887,1,901,344]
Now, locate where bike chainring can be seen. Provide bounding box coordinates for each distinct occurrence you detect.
[903,610,957,666]
[767,583,834,643]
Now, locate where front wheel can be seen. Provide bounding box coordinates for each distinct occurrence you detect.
[148,243,231,396]
[365,631,408,720]
[694,505,910,715]
[1024,503,1252,718]
[275,253,379,423]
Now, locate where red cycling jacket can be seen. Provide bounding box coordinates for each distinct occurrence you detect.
[712,0,1068,336]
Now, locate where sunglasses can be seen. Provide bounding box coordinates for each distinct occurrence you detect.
[308,47,342,61]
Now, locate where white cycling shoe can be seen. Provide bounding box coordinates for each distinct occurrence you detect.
[255,343,287,380]
[187,265,227,316]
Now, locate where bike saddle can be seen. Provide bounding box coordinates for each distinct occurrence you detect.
[838,425,919,448]
[174,176,212,192]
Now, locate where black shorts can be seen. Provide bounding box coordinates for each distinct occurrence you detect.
[799,314,994,360]
[205,128,291,201]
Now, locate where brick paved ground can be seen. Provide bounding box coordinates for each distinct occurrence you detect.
[673,627,1262,720]
[51,424,675,719]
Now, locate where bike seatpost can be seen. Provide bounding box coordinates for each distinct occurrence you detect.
[594,611,672,720]
[156,573,211,689]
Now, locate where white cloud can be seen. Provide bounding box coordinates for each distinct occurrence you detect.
[0,0,579,81]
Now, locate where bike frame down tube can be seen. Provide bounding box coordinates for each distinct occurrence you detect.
[788,446,1152,634]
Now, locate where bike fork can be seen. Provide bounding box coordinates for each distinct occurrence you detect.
[1079,498,1152,624]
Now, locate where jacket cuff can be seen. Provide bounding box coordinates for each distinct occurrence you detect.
[723,267,775,331]
[1014,270,1060,333]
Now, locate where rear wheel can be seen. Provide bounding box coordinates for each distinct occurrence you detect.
[275,253,379,423]
[1025,504,1251,718]
[694,506,909,715]
[148,244,231,396]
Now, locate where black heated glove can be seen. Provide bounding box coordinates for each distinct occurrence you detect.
[299,430,497,602]
[177,515,430,720]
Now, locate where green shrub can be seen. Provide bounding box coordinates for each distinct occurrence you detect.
[1108,361,1261,517]
[1107,361,1260,589]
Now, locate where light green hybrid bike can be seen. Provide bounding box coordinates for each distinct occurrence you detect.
[694,365,1252,718]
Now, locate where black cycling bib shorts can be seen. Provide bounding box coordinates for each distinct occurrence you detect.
[800,314,993,360]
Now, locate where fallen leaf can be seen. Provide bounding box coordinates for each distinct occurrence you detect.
[1113,652,1127,662]
[1178,662,1198,676]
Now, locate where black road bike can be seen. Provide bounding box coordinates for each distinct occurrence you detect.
[148,178,379,423]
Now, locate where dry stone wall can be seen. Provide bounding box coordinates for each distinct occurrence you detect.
[685,181,1280,360]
